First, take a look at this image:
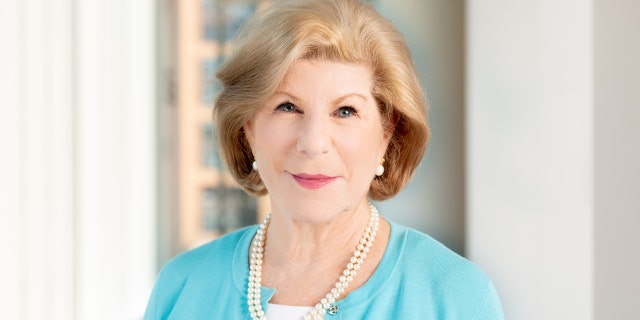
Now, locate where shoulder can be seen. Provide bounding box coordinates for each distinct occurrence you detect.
[148,226,255,301]
[392,222,487,283]
[389,222,504,319]
[144,226,257,319]
[160,225,256,278]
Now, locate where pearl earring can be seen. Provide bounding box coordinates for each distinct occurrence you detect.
[375,164,384,176]
[252,161,258,171]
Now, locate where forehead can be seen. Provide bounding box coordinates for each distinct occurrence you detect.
[277,59,374,94]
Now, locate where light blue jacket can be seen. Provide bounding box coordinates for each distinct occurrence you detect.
[144,221,504,319]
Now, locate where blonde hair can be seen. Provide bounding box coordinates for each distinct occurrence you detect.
[214,0,430,200]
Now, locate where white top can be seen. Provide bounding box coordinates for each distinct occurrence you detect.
[266,303,313,320]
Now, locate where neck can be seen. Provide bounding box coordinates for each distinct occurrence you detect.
[250,200,389,309]
[264,200,372,266]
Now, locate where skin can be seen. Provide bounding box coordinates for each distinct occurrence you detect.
[243,59,392,306]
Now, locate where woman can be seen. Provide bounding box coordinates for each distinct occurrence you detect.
[145,0,503,319]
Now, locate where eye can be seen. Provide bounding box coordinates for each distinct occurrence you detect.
[334,106,357,118]
[275,102,297,113]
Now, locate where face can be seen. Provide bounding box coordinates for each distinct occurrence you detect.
[244,59,390,222]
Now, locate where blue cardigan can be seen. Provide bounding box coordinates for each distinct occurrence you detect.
[144,221,504,319]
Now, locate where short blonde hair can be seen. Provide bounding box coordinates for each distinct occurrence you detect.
[214,0,429,201]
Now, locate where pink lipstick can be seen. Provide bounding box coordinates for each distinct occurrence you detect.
[292,173,337,189]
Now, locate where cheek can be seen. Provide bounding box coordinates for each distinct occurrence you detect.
[341,128,386,167]
[253,120,292,159]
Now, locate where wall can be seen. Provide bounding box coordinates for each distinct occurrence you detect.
[593,0,640,317]
[0,0,157,318]
[75,1,157,318]
[0,1,76,318]
[468,0,640,319]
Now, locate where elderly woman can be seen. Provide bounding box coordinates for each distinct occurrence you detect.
[144,0,503,319]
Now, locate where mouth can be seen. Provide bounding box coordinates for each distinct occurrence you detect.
[291,173,337,189]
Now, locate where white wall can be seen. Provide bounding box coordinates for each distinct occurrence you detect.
[468,0,640,319]
[1,1,76,318]
[75,1,157,318]
[0,0,157,319]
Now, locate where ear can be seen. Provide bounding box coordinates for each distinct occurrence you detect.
[243,120,255,150]
[379,117,395,158]
[379,134,391,161]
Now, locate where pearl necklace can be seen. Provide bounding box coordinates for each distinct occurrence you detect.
[247,203,380,320]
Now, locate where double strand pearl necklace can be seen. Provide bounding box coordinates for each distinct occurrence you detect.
[247,203,380,320]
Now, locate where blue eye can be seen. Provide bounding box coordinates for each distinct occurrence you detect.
[335,106,357,118]
[275,102,297,113]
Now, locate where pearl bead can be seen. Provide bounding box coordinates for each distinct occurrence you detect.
[247,204,380,319]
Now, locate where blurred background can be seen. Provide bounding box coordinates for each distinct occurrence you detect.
[1,0,638,319]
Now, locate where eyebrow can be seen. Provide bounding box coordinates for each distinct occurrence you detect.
[273,90,300,101]
[273,90,369,105]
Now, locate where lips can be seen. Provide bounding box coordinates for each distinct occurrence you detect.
[292,173,337,189]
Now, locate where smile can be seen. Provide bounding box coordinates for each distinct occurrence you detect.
[291,173,337,189]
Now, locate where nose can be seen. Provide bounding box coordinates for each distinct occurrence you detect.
[296,115,331,157]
